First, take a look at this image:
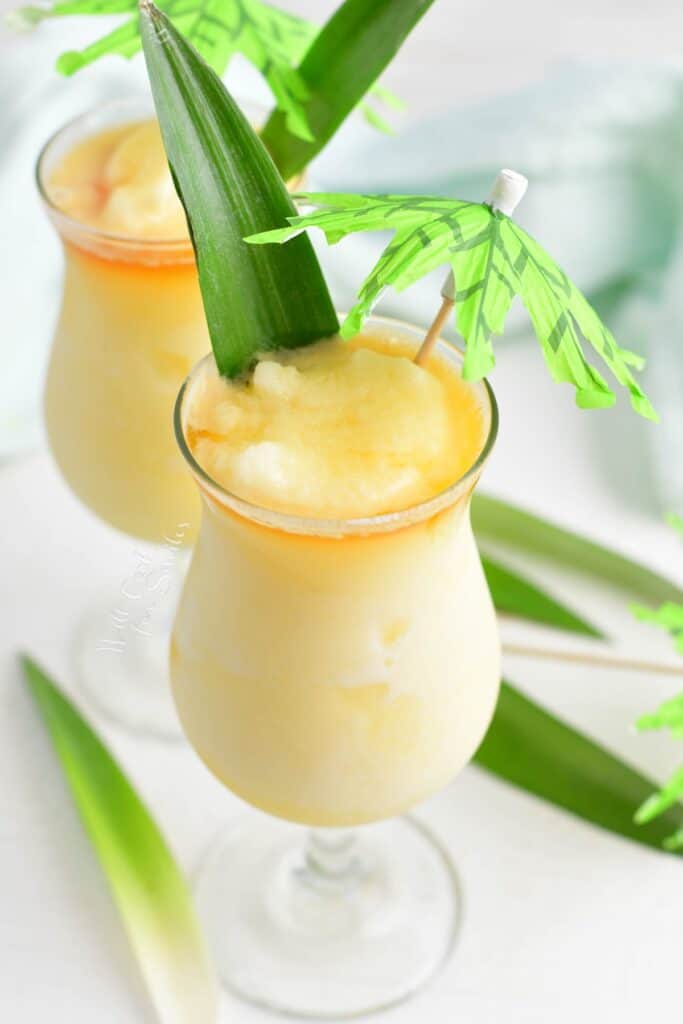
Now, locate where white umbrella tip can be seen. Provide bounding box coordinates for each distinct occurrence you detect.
[489,169,528,217]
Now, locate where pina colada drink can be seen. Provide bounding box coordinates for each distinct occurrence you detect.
[40,104,205,543]
[172,319,500,826]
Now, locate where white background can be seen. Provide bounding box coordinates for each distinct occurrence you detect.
[1,2,683,1022]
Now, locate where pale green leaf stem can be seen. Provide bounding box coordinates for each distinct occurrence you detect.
[21,655,218,1022]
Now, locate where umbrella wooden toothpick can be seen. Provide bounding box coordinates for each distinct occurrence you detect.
[415,168,529,366]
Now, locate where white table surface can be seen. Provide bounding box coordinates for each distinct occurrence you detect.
[2,2,683,1022]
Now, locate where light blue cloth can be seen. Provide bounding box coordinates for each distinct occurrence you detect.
[2,39,682,494]
[311,62,683,328]
[311,63,683,515]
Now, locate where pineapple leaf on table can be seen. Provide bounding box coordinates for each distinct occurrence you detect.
[481,555,602,638]
[20,655,218,1020]
[472,493,683,607]
[474,498,683,853]
[477,681,683,855]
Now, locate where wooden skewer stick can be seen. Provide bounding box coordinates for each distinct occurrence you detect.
[413,173,679,680]
[502,641,683,678]
[414,168,529,366]
[414,297,454,366]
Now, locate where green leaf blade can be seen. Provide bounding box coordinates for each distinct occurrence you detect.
[473,494,683,851]
[139,0,338,377]
[482,555,602,638]
[20,654,218,1021]
[476,681,683,854]
[260,0,436,180]
[472,493,683,606]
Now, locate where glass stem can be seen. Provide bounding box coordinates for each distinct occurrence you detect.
[304,829,363,888]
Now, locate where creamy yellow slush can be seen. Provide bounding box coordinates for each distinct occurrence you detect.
[41,110,205,542]
[172,322,500,827]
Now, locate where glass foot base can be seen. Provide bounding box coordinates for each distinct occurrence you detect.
[75,593,182,741]
[195,814,460,1019]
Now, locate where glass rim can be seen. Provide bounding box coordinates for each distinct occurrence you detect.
[174,315,499,538]
[35,95,196,253]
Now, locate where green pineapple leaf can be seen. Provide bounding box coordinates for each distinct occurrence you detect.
[476,681,683,854]
[20,654,218,1019]
[258,0,428,180]
[472,494,683,607]
[139,0,338,377]
[247,192,656,419]
[481,555,602,638]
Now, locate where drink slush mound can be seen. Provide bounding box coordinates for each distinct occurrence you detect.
[46,118,189,240]
[172,325,501,826]
[41,111,205,544]
[186,333,484,517]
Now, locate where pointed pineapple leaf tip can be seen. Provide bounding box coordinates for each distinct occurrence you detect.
[140,2,337,375]
[139,0,165,31]
[19,652,219,1018]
